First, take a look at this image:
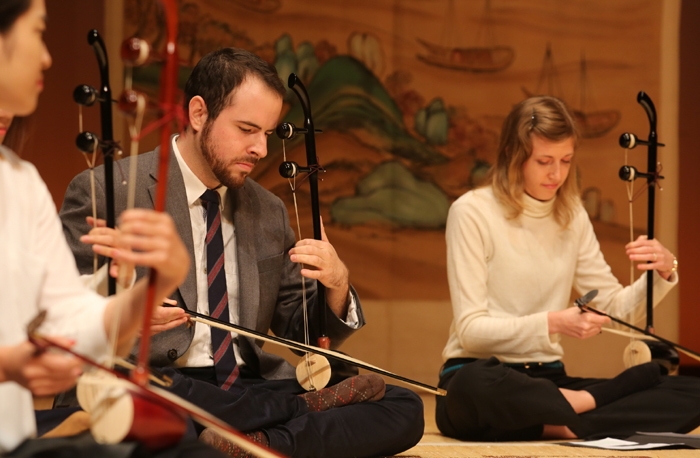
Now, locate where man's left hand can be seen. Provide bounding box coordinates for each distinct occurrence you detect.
[289,217,350,317]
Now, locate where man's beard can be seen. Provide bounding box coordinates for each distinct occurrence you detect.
[200,121,259,189]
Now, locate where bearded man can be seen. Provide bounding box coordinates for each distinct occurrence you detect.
[58,48,424,458]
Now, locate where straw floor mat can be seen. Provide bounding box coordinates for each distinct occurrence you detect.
[393,395,699,458]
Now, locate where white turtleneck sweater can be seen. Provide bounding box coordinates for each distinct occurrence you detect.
[442,186,677,363]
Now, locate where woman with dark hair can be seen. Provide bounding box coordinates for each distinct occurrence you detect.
[1,113,28,153]
[436,96,699,441]
[0,0,191,453]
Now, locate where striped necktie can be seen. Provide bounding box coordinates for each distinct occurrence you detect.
[200,189,239,390]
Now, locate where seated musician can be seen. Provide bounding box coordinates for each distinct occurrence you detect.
[436,95,698,441]
[59,47,424,458]
[0,0,213,455]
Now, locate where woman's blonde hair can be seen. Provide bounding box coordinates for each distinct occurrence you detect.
[489,96,580,228]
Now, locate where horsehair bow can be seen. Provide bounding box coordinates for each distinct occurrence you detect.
[164,305,446,395]
[26,311,285,458]
[577,300,700,363]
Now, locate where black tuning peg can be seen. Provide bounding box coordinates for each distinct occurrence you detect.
[279,161,312,178]
[275,122,323,140]
[73,84,102,107]
[76,131,102,154]
[619,165,664,182]
[619,132,665,149]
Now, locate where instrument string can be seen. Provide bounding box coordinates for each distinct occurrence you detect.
[625,149,635,344]
[78,104,99,283]
[283,139,316,390]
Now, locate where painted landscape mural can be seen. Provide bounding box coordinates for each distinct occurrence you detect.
[124,0,663,301]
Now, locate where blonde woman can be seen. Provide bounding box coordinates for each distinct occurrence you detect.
[436,96,697,441]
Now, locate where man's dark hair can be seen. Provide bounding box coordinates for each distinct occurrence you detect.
[0,0,31,34]
[183,48,286,128]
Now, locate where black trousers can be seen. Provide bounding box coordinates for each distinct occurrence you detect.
[163,366,425,458]
[435,357,700,441]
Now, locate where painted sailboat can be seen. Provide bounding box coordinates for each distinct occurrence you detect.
[522,44,620,138]
[417,0,514,73]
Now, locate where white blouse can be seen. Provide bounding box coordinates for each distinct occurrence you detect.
[0,146,109,452]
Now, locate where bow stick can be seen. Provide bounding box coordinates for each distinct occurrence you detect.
[166,305,446,395]
[577,301,700,362]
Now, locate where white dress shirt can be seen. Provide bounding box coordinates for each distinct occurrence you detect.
[0,146,109,452]
[170,136,359,368]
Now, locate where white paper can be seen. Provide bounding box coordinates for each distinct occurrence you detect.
[566,438,675,450]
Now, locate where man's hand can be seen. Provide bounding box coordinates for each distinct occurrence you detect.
[289,218,350,318]
[92,209,189,294]
[147,298,190,336]
[548,306,611,339]
[0,338,83,396]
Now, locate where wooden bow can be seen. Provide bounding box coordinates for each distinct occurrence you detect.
[167,305,446,396]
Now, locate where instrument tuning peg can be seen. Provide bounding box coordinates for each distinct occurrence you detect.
[279,161,311,178]
[76,131,101,154]
[121,37,151,66]
[73,84,101,107]
[619,132,665,149]
[118,89,147,117]
[619,165,664,182]
[276,122,297,139]
[276,122,323,140]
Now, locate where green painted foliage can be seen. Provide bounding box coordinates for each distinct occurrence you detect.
[331,161,450,228]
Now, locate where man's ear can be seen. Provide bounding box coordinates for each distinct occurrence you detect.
[188,96,208,133]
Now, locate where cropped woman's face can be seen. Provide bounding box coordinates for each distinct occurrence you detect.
[0,0,52,116]
[522,135,575,201]
[0,109,13,143]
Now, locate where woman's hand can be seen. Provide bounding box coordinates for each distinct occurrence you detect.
[626,235,676,281]
[93,209,190,294]
[80,217,135,287]
[548,307,610,339]
[0,338,83,396]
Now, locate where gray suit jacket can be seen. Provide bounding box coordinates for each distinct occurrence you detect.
[59,144,364,379]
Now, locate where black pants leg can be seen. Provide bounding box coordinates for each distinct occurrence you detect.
[435,357,700,441]
[262,384,424,458]
[166,368,424,458]
[160,368,308,433]
[435,357,583,441]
